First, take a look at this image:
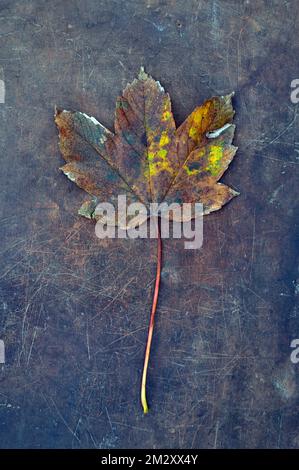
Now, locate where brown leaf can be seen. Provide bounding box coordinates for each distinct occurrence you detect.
[55,68,239,225]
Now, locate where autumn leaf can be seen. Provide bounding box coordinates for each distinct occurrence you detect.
[55,67,239,413]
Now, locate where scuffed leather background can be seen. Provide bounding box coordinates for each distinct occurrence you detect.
[0,0,298,448]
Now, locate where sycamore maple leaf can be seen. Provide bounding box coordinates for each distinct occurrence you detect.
[55,68,239,413]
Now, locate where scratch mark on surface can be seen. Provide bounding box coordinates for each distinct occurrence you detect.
[249,208,256,281]
[42,394,81,444]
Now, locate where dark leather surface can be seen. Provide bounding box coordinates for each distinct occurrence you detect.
[0,0,298,449]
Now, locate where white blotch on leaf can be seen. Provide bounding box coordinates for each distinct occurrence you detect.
[206,123,232,139]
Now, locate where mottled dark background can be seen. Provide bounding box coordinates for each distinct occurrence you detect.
[0,0,299,449]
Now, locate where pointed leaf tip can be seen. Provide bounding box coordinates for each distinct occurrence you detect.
[78,198,98,219]
[54,106,62,118]
[138,66,149,80]
[231,189,240,196]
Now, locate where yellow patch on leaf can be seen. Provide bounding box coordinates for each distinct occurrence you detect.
[188,101,212,142]
[205,146,223,176]
[162,110,171,121]
[159,132,170,147]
